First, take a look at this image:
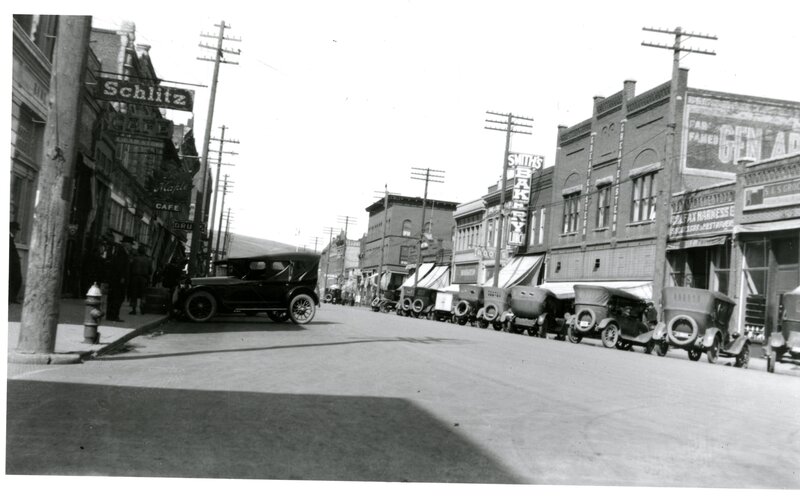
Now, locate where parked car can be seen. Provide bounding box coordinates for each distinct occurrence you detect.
[411,287,437,319]
[505,286,573,339]
[481,287,512,331]
[453,285,484,327]
[432,286,460,322]
[177,252,320,325]
[653,287,749,366]
[766,285,800,373]
[567,284,666,354]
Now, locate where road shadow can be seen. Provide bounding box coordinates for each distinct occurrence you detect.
[6,379,519,484]
[94,336,467,362]
[164,319,341,334]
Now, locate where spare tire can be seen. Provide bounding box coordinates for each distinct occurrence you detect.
[402,297,413,311]
[454,300,471,318]
[324,293,333,303]
[412,299,425,313]
[666,314,699,347]
[575,308,596,333]
[483,303,499,322]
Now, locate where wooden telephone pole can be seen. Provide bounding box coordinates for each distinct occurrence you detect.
[410,168,445,291]
[14,16,92,361]
[643,26,716,313]
[208,124,238,266]
[485,111,533,287]
[189,21,240,276]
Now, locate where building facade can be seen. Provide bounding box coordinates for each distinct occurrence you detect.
[361,195,458,280]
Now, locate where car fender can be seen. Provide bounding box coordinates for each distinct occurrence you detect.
[476,307,485,320]
[768,333,787,351]
[725,335,750,355]
[652,322,667,341]
[701,327,721,349]
[597,317,615,331]
[288,286,319,306]
[499,310,514,323]
[537,313,548,326]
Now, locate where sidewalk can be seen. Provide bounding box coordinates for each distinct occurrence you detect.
[7,298,169,363]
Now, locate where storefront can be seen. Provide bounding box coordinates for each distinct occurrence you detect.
[733,152,800,343]
[666,183,736,296]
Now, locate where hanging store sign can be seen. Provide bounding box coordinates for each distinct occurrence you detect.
[109,113,173,139]
[507,153,544,171]
[173,220,193,231]
[96,78,195,112]
[155,202,182,212]
[508,156,540,246]
[669,204,735,238]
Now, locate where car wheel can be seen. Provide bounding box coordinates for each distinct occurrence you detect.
[266,310,290,323]
[477,319,489,329]
[601,323,620,348]
[288,294,316,324]
[184,291,217,323]
[687,348,702,361]
[492,321,504,331]
[706,335,720,364]
[734,344,750,368]
[645,341,655,354]
[766,350,776,373]
[655,341,669,357]
[457,317,467,326]
[567,325,583,344]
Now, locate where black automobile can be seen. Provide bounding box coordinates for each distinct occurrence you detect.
[177,252,320,324]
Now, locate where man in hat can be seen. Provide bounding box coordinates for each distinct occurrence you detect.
[106,235,132,322]
[9,221,22,304]
[128,244,152,315]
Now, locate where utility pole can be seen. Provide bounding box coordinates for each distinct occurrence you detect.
[189,20,240,276]
[308,236,321,253]
[213,174,234,262]
[14,16,92,361]
[410,168,445,291]
[643,26,716,314]
[484,111,533,287]
[322,226,337,293]
[337,216,358,284]
[208,125,239,267]
[222,209,233,258]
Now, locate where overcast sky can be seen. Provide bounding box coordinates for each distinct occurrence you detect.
[7,0,800,249]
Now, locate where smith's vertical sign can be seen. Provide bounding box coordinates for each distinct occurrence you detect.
[507,153,544,246]
[611,120,626,234]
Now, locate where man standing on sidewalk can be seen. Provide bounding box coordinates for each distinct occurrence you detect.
[106,236,131,322]
[128,244,152,315]
[9,221,22,304]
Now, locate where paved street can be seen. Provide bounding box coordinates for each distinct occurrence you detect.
[7,304,800,488]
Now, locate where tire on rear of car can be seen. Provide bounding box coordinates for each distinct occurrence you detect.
[184,290,217,323]
[289,293,316,324]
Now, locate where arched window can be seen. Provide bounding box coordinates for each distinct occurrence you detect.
[424,221,432,235]
[402,220,412,237]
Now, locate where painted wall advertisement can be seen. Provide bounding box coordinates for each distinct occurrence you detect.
[682,92,800,176]
[506,153,543,246]
[744,178,800,211]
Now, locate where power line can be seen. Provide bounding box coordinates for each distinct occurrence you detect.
[410,167,446,291]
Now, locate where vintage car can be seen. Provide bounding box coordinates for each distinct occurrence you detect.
[411,287,438,319]
[453,285,484,327]
[766,285,800,373]
[372,288,399,313]
[177,252,320,325]
[480,287,512,331]
[653,287,748,366]
[505,286,574,339]
[323,285,341,304]
[567,284,666,354]
[432,286,460,322]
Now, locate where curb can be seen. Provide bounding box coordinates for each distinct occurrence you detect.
[8,351,83,365]
[89,315,171,359]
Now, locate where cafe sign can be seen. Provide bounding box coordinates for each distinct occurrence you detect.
[96,78,194,112]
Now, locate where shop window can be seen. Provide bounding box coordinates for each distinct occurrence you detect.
[402,220,412,237]
[773,237,799,266]
[631,172,657,223]
[668,251,687,287]
[562,193,580,234]
[15,106,44,161]
[596,185,610,228]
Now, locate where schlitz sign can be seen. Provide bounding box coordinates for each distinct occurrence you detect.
[96,78,194,112]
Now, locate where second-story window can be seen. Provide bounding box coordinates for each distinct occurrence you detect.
[562,193,580,234]
[596,185,611,228]
[402,220,412,237]
[632,172,657,223]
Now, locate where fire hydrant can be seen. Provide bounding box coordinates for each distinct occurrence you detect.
[83,282,104,344]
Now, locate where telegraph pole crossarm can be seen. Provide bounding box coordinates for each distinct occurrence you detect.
[410,168,445,292]
[484,111,533,287]
[208,125,239,267]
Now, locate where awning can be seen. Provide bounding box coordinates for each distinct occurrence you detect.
[485,254,543,289]
[666,234,728,251]
[379,270,407,291]
[538,280,653,300]
[401,262,435,288]
[734,218,800,234]
[416,265,450,290]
